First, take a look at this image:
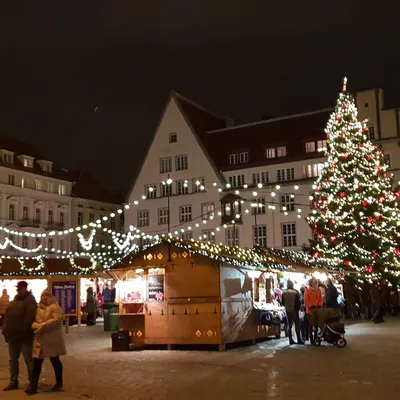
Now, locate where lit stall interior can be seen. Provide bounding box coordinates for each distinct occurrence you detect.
[0,279,48,303]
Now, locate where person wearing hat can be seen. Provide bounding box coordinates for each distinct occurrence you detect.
[2,281,37,391]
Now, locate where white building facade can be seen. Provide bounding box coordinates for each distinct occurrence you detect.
[125,89,400,251]
[0,138,122,257]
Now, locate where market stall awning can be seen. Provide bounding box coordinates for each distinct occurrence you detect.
[0,256,99,277]
[110,238,341,273]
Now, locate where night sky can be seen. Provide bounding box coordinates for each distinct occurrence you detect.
[0,1,397,195]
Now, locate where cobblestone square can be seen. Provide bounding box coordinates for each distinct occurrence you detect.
[1,318,399,399]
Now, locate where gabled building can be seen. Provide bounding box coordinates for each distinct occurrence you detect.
[125,88,400,250]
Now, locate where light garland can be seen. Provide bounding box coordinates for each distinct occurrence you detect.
[77,229,96,251]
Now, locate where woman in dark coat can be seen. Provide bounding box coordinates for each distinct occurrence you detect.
[86,287,97,326]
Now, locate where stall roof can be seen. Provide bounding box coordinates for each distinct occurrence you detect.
[110,238,341,273]
[0,256,99,277]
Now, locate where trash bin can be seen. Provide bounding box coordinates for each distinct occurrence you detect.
[103,304,119,332]
[111,330,130,352]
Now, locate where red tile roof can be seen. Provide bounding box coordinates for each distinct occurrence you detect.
[173,93,332,172]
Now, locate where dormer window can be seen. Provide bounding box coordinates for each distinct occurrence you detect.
[169,133,177,143]
[277,146,287,157]
[239,152,248,163]
[229,154,239,164]
[22,157,34,168]
[317,140,327,152]
[305,141,316,153]
[1,150,14,164]
[37,160,53,173]
[305,140,327,153]
[266,146,286,159]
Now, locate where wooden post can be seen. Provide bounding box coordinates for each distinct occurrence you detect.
[77,278,81,328]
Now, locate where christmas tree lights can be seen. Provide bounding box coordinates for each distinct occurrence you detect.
[307,78,400,276]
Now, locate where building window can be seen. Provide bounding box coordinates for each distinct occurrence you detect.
[35,237,41,247]
[48,210,54,224]
[228,175,245,187]
[303,163,324,178]
[78,212,84,225]
[229,154,239,164]
[277,168,295,182]
[35,179,42,191]
[60,212,65,224]
[160,182,173,197]
[46,182,54,193]
[176,180,188,195]
[8,174,15,185]
[145,185,157,199]
[252,171,269,185]
[158,208,169,225]
[22,236,28,249]
[252,198,266,215]
[35,208,41,223]
[202,203,215,219]
[253,225,267,248]
[202,230,215,242]
[368,126,375,140]
[169,133,177,143]
[160,157,172,173]
[384,154,391,167]
[48,238,54,252]
[305,141,316,153]
[180,231,193,241]
[58,184,66,195]
[364,102,369,108]
[23,158,33,168]
[110,218,116,231]
[89,213,95,223]
[175,155,188,171]
[317,140,327,152]
[21,177,26,188]
[282,223,297,247]
[226,227,240,247]
[192,177,205,193]
[138,210,150,227]
[280,195,295,212]
[179,205,192,222]
[9,204,15,220]
[277,146,287,157]
[239,152,249,163]
[266,148,276,159]
[3,153,13,163]
[23,206,28,220]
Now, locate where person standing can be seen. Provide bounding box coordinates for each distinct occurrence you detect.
[325,279,340,309]
[370,282,384,323]
[282,280,304,345]
[299,286,309,341]
[304,278,323,344]
[26,289,66,395]
[86,287,96,326]
[0,288,10,327]
[2,281,37,391]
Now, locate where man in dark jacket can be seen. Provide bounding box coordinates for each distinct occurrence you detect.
[282,280,304,345]
[325,279,340,309]
[2,281,37,391]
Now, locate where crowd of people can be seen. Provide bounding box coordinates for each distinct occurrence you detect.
[0,281,66,395]
[279,277,399,345]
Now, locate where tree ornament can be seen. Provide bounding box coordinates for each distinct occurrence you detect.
[361,200,367,207]
[330,236,337,242]
[394,248,400,256]
[336,114,341,121]
[367,216,373,223]
[367,266,373,273]
[340,192,346,198]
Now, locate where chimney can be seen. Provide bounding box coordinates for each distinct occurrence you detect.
[225,116,235,128]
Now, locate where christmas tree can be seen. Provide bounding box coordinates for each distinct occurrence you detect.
[307,78,400,276]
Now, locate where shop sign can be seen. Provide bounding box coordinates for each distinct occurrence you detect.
[147,274,164,302]
[52,281,77,316]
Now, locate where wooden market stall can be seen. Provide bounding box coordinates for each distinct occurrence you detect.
[0,256,101,329]
[109,238,334,350]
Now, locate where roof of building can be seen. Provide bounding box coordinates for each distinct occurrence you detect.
[172,93,332,172]
[71,170,124,204]
[0,136,121,205]
[0,256,98,276]
[110,237,339,272]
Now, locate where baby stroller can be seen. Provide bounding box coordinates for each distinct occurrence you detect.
[312,308,347,348]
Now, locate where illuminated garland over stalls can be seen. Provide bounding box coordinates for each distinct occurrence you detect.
[307,78,400,276]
